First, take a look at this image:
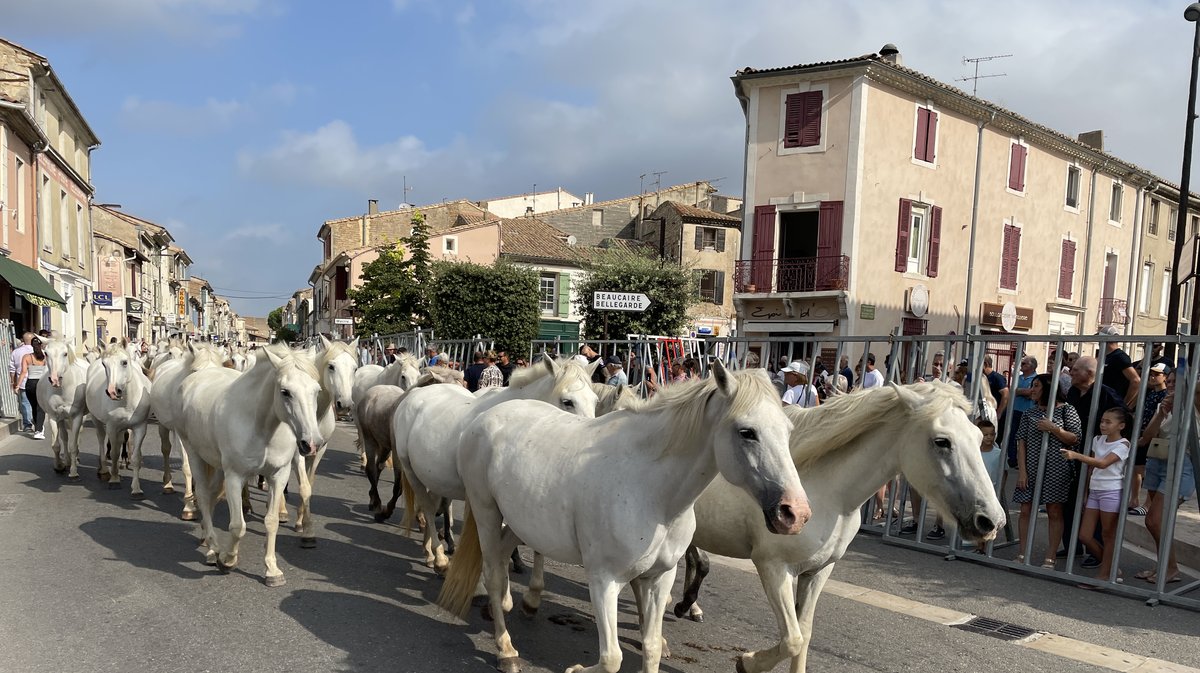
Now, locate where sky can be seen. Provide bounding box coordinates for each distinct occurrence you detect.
[2,0,1197,316]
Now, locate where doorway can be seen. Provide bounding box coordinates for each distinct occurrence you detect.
[778,210,819,291]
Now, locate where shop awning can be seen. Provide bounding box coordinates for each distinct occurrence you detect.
[0,255,67,311]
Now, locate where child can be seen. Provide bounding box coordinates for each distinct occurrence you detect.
[1060,406,1131,587]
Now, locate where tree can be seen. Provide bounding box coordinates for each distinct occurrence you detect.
[427,260,541,354]
[274,326,298,344]
[574,250,698,339]
[267,306,284,333]
[348,242,421,336]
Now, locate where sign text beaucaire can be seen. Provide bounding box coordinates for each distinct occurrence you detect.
[593,291,651,312]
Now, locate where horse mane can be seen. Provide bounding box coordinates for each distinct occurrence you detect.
[267,343,321,381]
[591,382,642,415]
[786,381,972,471]
[319,339,358,365]
[622,368,779,457]
[397,353,421,370]
[510,358,591,397]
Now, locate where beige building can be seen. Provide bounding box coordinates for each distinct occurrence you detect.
[476,187,587,218]
[0,38,100,348]
[729,44,1198,372]
[90,205,178,343]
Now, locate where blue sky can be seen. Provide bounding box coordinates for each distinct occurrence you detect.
[2,0,1196,314]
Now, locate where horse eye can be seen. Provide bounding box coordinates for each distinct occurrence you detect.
[934,437,951,450]
[281,389,292,398]
[121,360,129,366]
[328,364,336,371]
[738,428,758,441]
[562,399,575,408]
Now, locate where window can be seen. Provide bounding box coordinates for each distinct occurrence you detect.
[592,209,603,227]
[894,199,942,276]
[913,105,938,163]
[1193,215,1200,240]
[14,157,24,233]
[59,189,69,256]
[1140,262,1153,314]
[1170,207,1178,241]
[442,236,457,255]
[697,269,725,304]
[76,203,84,266]
[1000,222,1022,290]
[1065,165,1081,209]
[783,90,823,148]
[1162,269,1172,316]
[130,262,139,296]
[40,176,51,251]
[694,226,726,251]
[1007,142,1028,192]
[323,235,331,260]
[1149,199,1160,236]
[1058,239,1076,300]
[1184,279,1193,322]
[334,265,348,301]
[1109,180,1123,222]
[538,273,557,314]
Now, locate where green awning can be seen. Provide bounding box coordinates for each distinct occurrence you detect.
[0,255,67,311]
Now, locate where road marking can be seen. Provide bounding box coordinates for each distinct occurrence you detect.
[709,555,1200,673]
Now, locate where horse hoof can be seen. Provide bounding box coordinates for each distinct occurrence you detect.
[672,603,687,619]
[107,482,121,490]
[299,537,316,549]
[735,655,749,673]
[163,485,175,494]
[130,491,145,501]
[67,475,81,483]
[471,595,489,608]
[53,465,67,474]
[216,558,237,573]
[181,510,197,521]
[688,613,703,623]
[373,511,388,523]
[520,601,538,618]
[497,656,522,673]
[264,574,286,588]
[97,471,109,479]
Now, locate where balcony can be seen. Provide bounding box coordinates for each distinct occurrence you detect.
[1098,297,1129,326]
[734,255,850,294]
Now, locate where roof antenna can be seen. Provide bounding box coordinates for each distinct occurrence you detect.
[955,54,1012,96]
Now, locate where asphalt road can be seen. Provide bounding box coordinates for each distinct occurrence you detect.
[0,420,1196,673]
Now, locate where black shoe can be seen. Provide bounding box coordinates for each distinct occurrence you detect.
[925,526,946,540]
[1081,554,1102,569]
[899,522,918,535]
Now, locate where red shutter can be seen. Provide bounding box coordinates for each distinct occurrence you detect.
[799,91,822,147]
[817,201,844,289]
[926,206,942,278]
[752,205,776,290]
[783,94,802,148]
[896,199,912,272]
[925,109,938,162]
[1009,144,1026,191]
[1059,239,1076,299]
[1018,145,1028,191]
[1001,224,1021,289]
[914,108,929,161]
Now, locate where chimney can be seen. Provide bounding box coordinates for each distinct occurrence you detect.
[1078,130,1104,151]
[584,192,594,205]
[368,199,379,215]
[879,43,901,66]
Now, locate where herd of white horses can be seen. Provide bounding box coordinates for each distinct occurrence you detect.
[32,336,1006,673]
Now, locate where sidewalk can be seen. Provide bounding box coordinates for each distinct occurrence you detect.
[1123,490,1200,570]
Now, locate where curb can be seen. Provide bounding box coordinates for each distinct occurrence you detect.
[1122,513,1200,570]
[0,416,23,444]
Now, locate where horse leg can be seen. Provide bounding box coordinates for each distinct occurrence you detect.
[262,467,290,587]
[218,471,248,570]
[406,469,449,571]
[66,415,83,481]
[294,453,315,548]
[475,504,521,673]
[95,423,109,478]
[736,560,802,673]
[177,433,198,520]
[672,545,709,622]
[158,423,174,494]
[104,427,122,490]
[187,452,220,565]
[520,552,546,616]
[381,448,403,520]
[441,498,456,555]
[632,570,676,671]
[47,418,65,473]
[789,565,834,673]
[120,431,130,469]
[364,435,383,516]
[128,424,148,499]
[564,576,623,673]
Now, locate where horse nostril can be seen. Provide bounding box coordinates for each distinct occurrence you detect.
[975,514,995,533]
[778,504,797,528]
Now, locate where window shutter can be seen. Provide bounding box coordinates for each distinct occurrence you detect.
[925,109,938,162]
[715,227,726,252]
[783,94,803,148]
[1018,145,1028,191]
[799,91,822,147]
[817,200,844,289]
[752,205,777,290]
[926,206,942,278]
[557,273,570,317]
[715,271,725,305]
[1001,225,1022,289]
[895,199,912,272]
[1008,144,1022,191]
[693,226,702,250]
[1059,239,1076,299]
[914,108,929,161]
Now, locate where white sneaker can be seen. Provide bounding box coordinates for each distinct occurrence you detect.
[32,430,44,440]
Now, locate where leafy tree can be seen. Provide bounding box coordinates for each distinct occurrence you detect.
[267,306,284,333]
[574,251,698,339]
[274,326,298,344]
[348,242,421,336]
[405,211,433,326]
[427,260,541,354]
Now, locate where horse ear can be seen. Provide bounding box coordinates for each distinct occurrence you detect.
[891,382,923,410]
[264,346,285,368]
[319,334,332,351]
[542,354,560,377]
[349,337,360,351]
[712,359,738,397]
[585,357,603,377]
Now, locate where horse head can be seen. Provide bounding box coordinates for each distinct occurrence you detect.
[520,356,599,418]
[706,361,809,536]
[889,381,1006,543]
[99,346,138,401]
[264,346,326,458]
[230,349,249,371]
[317,336,359,412]
[44,339,72,388]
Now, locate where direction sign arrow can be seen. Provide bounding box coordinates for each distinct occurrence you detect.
[593,291,651,312]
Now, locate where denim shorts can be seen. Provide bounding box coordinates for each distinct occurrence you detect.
[1085,489,1123,513]
[1145,456,1197,500]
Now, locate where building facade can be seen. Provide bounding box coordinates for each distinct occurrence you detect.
[476,187,587,218]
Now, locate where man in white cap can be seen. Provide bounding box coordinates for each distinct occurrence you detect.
[1098,324,1139,409]
[781,361,820,408]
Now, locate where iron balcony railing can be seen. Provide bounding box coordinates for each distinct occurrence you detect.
[733,255,850,293]
[1099,297,1129,326]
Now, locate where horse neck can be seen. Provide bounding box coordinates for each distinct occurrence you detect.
[800,417,904,516]
[230,360,285,432]
[618,401,723,518]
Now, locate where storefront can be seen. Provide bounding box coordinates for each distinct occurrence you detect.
[733,296,847,369]
[0,255,67,333]
[979,301,1034,377]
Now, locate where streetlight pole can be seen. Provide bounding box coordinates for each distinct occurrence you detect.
[1167,2,1200,359]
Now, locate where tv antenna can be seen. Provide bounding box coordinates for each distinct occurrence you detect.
[639,171,668,194]
[402,175,413,206]
[955,54,1012,96]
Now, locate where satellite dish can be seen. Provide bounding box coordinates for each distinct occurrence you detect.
[566,235,577,246]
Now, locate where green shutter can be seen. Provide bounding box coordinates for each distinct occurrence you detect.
[557,273,570,317]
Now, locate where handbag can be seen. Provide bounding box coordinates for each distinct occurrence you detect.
[1148,438,1170,461]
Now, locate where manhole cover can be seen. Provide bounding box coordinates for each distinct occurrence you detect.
[952,616,1038,641]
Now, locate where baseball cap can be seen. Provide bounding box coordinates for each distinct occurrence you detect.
[1150,362,1170,373]
[605,355,623,366]
[1097,325,1121,337]
[781,361,809,375]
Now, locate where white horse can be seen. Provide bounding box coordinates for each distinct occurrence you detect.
[676,381,1006,673]
[438,363,810,673]
[84,345,154,496]
[148,341,186,377]
[37,340,90,480]
[177,344,324,586]
[150,343,228,519]
[394,357,601,572]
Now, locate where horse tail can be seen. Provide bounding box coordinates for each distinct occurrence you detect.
[436,505,481,620]
[400,471,417,535]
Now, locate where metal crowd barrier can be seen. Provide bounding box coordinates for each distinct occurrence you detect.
[0,320,18,419]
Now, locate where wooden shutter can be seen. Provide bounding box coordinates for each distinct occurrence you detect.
[714,271,725,305]
[799,91,822,147]
[557,273,570,317]
[1058,239,1076,299]
[914,108,937,162]
[1009,144,1027,191]
[926,206,942,278]
[1001,224,1022,289]
[752,205,776,290]
[784,94,803,148]
[715,227,726,252]
[1018,145,1027,191]
[925,109,938,162]
[817,200,844,289]
[895,199,912,272]
[694,226,704,250]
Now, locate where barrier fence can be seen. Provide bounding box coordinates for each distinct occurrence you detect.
[0,320,18,419]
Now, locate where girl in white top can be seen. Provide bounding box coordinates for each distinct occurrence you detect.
[1061,406,1131,586]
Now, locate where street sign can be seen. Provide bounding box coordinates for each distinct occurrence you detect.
[334,317,354,325]
[92,291,112,307]
[593,291,651,312]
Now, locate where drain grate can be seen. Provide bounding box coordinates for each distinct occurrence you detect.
[952,616,1038,641]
